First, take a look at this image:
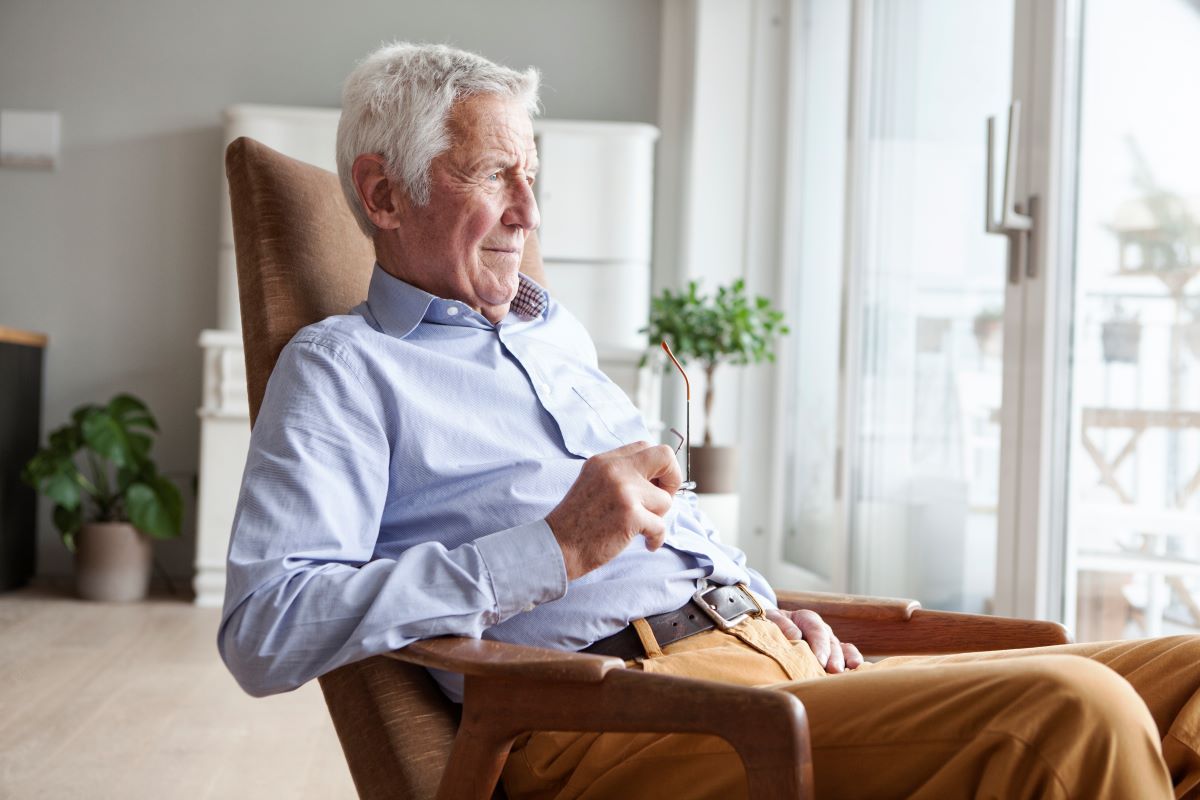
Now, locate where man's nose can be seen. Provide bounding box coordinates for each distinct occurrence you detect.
[503,179,540,232]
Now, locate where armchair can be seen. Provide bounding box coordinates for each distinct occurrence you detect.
[225,136,1070,800]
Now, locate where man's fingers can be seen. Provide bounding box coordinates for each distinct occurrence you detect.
[640,483,675,517]
[826,634,846,673]
[637,513,667,551]
[631,443,684,493]
[598,441,684,494]
[842,642,864,670]
[765,608,804,642]
[792,610,831,666]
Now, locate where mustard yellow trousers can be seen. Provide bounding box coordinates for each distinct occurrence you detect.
[502,617,1200,799]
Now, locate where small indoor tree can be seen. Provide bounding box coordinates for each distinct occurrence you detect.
[643,278,789,446]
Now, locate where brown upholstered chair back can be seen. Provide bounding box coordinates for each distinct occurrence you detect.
[225,136,541,798]
[226,137,374,427]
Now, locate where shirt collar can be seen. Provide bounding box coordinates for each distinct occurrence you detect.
[365,264,550,339]
[511,273,549,320]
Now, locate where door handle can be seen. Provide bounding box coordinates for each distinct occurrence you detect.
[986,102,1037,284]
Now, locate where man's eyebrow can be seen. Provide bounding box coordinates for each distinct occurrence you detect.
[466,152,516,172]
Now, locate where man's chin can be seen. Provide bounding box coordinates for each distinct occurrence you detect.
[478,292,517,313]
[471,278,517,322]
[476,267,521,303]
[477,299,512,325]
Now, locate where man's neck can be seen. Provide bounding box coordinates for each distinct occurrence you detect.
[373,249,511,324]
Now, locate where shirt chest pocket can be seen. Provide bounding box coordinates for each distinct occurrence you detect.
[565,382,648,455]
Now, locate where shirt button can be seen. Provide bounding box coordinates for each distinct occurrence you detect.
[540,382,551,394]
[523,603,536,612]
[445,306,459,317]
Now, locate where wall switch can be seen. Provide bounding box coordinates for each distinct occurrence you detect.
[1,110,61,170]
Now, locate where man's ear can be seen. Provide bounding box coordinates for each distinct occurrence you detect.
[352,154,405,230]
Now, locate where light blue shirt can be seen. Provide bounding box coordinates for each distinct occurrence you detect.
[219,265,775,701]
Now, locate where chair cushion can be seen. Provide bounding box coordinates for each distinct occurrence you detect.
[225,137,376,425]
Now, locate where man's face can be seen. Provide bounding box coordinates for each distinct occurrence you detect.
[392,93,540,323]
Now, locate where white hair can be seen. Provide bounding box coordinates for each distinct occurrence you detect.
[336,42,541,237]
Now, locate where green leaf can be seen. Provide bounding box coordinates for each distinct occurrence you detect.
[23,446,85,509]
[48,424,82,456]
[53,504,83,552]
[125,474,183,539]
[82,409,137,468]
[21,450,55,486]
[127,432,153,461]
[108,394,158,432]
[42,469,83,510]
[115,464,139,494]
[71,404,102,430]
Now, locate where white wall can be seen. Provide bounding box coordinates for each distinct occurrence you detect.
[0,0,661,581]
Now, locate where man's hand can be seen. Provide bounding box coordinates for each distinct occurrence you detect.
[765,607,864,674]
[546,441,683,580]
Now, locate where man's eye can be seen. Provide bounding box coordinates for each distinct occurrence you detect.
[487,172,501,182]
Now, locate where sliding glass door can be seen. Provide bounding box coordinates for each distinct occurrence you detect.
[772,0,1106,622]
[1066,0,1200,640]
[776,0,1020,611]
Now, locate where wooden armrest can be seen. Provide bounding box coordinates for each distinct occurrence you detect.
[444,668,812,800]
[776,589,920,621]
[390,639,813,798]
[824,608,1070,655]
[776,590,1070,654]
[387,636,624,683]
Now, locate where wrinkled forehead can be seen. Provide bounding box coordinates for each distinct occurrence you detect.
[445,94,537,161]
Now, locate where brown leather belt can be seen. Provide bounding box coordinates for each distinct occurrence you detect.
[581,583,764,660]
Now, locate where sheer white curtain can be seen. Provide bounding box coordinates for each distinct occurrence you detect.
[779,0,1014,611]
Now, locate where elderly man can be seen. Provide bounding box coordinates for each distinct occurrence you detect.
[220,42,1200,799]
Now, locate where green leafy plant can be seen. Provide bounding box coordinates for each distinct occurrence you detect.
[642,279,789,445]
[22,394,183,551]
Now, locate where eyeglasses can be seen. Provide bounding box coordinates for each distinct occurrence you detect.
[661,340,697,493]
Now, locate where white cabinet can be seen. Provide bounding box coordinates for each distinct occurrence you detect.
[194,106,660,606]
[533,119,661,419]
[193,331,251,607]
[535,120,656,263]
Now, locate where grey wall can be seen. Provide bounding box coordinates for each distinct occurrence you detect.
[0,0,662,582]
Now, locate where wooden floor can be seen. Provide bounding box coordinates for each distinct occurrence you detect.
[0,586,356,799]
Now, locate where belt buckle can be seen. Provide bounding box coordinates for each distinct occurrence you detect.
[691,584,751,631]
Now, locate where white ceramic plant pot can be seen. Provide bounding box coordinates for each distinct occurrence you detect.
[74,522,152,602]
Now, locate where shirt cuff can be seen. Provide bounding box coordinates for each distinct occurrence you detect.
[474,519,569,621]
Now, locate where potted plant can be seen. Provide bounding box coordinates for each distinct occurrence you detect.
[22,394,183,602]
[642,279,789,493]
